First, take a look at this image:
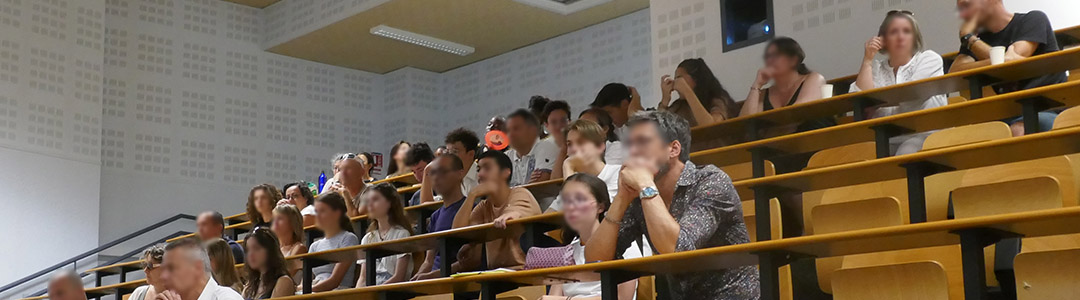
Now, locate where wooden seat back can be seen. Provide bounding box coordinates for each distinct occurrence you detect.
[952,176,1063,219]
[811,197,904,294]
[743,198,782,241]
[721,160,776,181]
[832,261,951,300]
[1014,248,1080,300]
[1052,106,1080,130]
[803,142,879,235]
[922,121,1012,151]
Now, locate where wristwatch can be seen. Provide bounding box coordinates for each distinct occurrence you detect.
[639,186,660,200]
[961,33,978,49]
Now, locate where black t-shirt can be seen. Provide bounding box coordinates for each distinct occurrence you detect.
[958,11,1066,94]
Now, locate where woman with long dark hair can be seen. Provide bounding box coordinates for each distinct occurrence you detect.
[385,141,411,178]
[356,183,414,286]
[739,37,827,117]
[659,58,738,126]
[357,152,377,183]
[544,174,643,300]
[242,229,293,299]
[306,193,359,292]
[246,184,282,229]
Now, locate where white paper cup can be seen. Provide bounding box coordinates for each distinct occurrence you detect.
[990,46,1006,65]
[821,84,834,99]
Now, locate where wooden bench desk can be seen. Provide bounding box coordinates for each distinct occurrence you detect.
[373,173,419,186]
[268,207,1080,300]
[692,46,1080,146]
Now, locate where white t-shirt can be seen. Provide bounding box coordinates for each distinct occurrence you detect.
[849,50,947,118]
[461,162,479,196]
[360,225,413,285]
[309,231,359,290]
[562,237,644,299]
[506,138,559,187]
[548,164,621,212]
[604,141,625,165]
[197,278,243,300]
[300,205,316,216]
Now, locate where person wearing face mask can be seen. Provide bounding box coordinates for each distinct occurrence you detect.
[853,10,947,155]
[542,174,642,300]
[658,58,738,127]
[739,37,829,130]
[549,120,622,212]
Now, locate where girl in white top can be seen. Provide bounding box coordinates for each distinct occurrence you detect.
[852,11,947,155]
[549,119,621,212]
[544,174,642,300]
[357,183,414,286]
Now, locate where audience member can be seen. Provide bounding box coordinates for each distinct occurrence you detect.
[544,100,572,182]
[356,183,414,286]
[451,150,541,272]
[411,155,469,280]
[853,10,947,155]
[195,211,244,263]
[280,182,316,227]
[385,141,412,178]
[320,153,348,194]
[129,244,165,300]
[357,152,378,183]
[307,193,359,292]
[528,96,552,138]
[330,154,370,218]
[659,58,738,126]
[246,184,282,229]
[241,229,294,299]
[505,109,558,186]
[585,111,758,300]
[590,83,644,141]
[739,37,827,118]
[445,128,481,196]
[270,204,307,283]
[405,143,437,206]
[204,239,243,293]
[952,0,1064,136]
[159,238,243,300]
[47,270,86,300]
[483,116,510,153]
[550,120,621,211]
[544,174,642,300]
[579,108,625,165]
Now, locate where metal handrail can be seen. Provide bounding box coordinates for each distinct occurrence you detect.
[0,214,196,294]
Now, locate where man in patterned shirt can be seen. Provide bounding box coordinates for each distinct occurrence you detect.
[585,110,759,300]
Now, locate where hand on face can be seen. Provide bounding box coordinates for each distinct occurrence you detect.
[469,181,500,199]
[619,157,658,196]
[673,77,693,99]
[959,9,981,38]
[155,290,181,300]
[660,75,675,96]
[566,152,591,172]
[277,198,292,206]
[864,36,883,61]
[754,68,773,89]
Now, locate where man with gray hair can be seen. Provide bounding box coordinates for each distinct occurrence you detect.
[157,238,242,300]
[585,110,758,300]
[47,270,86,300]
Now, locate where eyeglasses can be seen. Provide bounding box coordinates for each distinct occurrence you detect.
[887,10,914,16]
[143,263,161,271]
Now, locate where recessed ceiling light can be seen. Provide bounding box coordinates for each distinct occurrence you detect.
[514,0,611,15]
[370,25,475,56]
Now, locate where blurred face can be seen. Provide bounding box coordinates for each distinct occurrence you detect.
[957,0,993,23]
[47,276,85,300]
[560,181,604,232]
[270,211,293,242]
[476,157,510,185]
[285,186,306,207]
[393,143,410,162]
[566,130,605,160]
[365,191,391,218]
[143,259,163,287]
[545,110,570,138]
[314,201,339,231]
[883,17,916,56]
[579,112,612,137]
[338,159,365,186]
[409,161,429,182]
[357,156,373,176]
[600,104,629,126]
[506,116,538,151]
[161,248,202,293]
[429,157,465,195]
[674,67,696,98]
[445,142,475,169]
[252,189,274,216]
[195,213,222,241]
[245,238,268,271]
[764,44,799,74]
[626,123,678,175]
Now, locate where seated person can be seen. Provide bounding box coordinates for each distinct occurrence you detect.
[658,58,739,126]
[159,238,243,300]
[205,239,243,293]
[357,183,414,286]
[280,182,316,226]
[405,142,436,206]
[550,119,622,212]
[951,0,1066,136]
[544,174,642,300]
[590,83,645,141]
[385,141,412,179]
[445,128,481,196]
[241,229,294,299]
[270,205,307,283]
[246,184,282,229]
[129,245,165,300]
[330,154,371,218]
[195,211,244,263]
[307,193,360,292]
[411,154,469,280]
[579,108,625,165]
[585,111,758,300]
[505,109,559,186]
[853,10,947,155]
[357,152,378,183]
[47,270,87,300]
[452,150,542,272]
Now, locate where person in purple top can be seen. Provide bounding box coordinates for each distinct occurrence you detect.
[410,154,468,281]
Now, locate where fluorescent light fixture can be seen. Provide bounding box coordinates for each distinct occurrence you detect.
[514,0,611,15]
[370,25,475,56]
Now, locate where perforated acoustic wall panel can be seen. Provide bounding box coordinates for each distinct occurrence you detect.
[98,0,385,243]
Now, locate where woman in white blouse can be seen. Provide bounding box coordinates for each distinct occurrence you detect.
[853,10,947,155]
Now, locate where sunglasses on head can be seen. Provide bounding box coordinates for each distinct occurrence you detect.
[887,9,914,16]
[337,153,357,160]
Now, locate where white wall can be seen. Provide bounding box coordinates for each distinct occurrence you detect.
[1006,0,1080,30]
[0,0,105,287]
